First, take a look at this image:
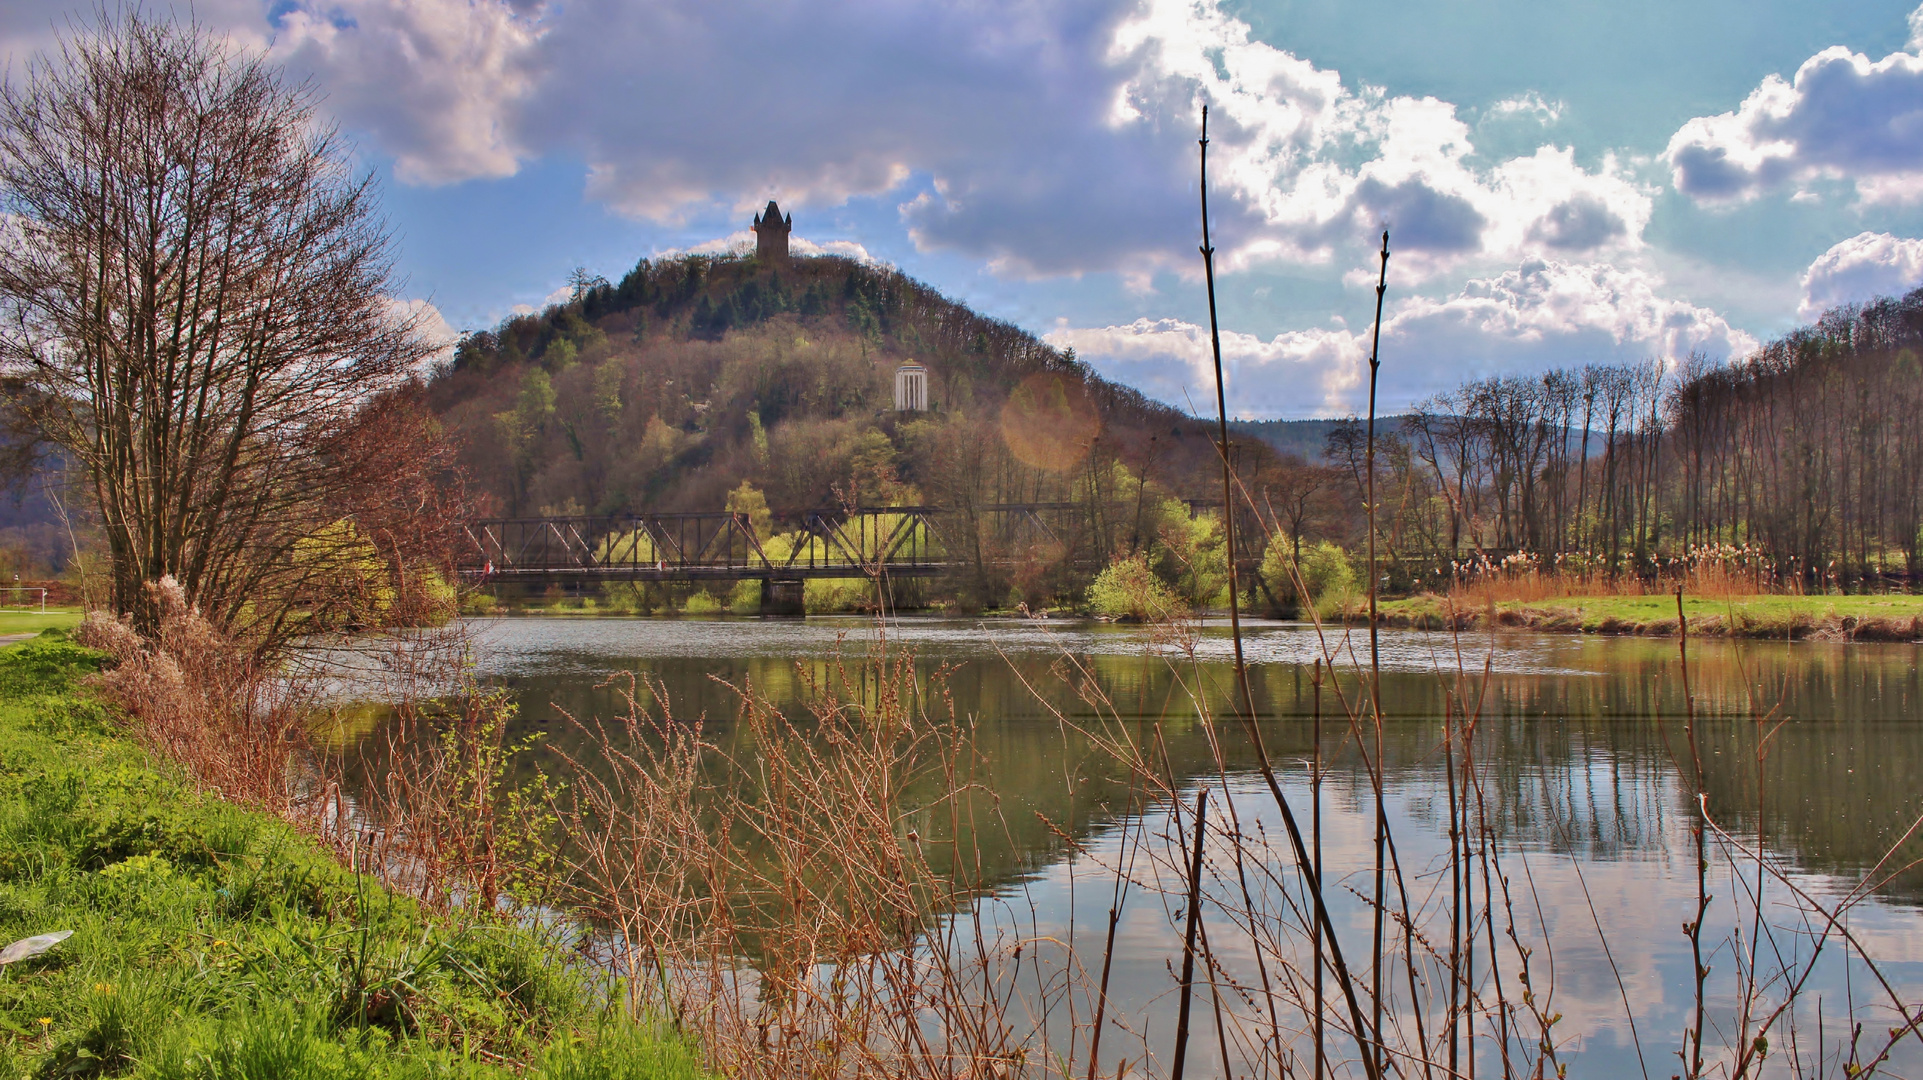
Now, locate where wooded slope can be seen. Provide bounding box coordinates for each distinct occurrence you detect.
[432,253,1250,519]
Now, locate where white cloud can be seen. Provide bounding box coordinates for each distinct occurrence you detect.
[1911,2,1923,51]
[1052,260,1756,418]
[389,297,462,370]
[175,0,1650,282]
[271,0,544,184]
[658,231,882,265]
[1051,317,1365,416]
[1665,42,1923,205]
[1486,92,1564,125]
[1799,232,1923,318]
[1095,0,1650,279]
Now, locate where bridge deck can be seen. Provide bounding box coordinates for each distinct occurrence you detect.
[459,504,1110,585]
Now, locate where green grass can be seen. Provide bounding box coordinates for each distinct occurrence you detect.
[0,630,704,1079]
[0,610,83,639]
[1374,592,1923,639]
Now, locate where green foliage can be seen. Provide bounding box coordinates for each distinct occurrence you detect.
[1294,541,1357,618]
[516,370,557,426]
[1086,554,1185,622]
[803,578,871,615]
[592,360,624,427]
[545,337,579,370]
[1259,536,1303,610]
[681,591,721,615]
[1151,503,1228,608]
[0,635,702,1078]
[727,580,761,615]
[724,483,773,542]
[535,1023,703,1080]
[746,411,770,465]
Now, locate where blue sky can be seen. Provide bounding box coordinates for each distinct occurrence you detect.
[7,0,1923,417]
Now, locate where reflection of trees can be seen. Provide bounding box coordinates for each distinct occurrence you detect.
[345,634,1923,913]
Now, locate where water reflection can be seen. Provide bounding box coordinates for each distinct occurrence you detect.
[341,616,1923,1075]
[446,617,1923,905]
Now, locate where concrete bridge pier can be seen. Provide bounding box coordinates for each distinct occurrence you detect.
[761,578,806,616]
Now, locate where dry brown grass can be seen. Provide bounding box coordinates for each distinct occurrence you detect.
[1446,544,1791,607]
[529,646,1057,1080]
[76,577,312,814]
[72,572,1923,1080]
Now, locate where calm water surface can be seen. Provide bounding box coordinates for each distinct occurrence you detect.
[365,616,1923,1076]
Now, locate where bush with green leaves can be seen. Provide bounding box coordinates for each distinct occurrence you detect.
[1298,541,1358,617]
[1086,554,1186,622]
[1260,538,1359,618]
[1145,501,1227,609]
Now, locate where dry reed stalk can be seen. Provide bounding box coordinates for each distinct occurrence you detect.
[526,642,1074,1080]
[1445,542,1787,608]
[74,575,1923,1080]
[78,577,315,814]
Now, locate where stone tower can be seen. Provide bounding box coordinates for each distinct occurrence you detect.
[752,200,791,260]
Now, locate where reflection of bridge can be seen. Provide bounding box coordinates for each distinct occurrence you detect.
[461,504,1104,610]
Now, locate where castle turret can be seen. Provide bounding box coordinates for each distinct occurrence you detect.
[752,200,792,260]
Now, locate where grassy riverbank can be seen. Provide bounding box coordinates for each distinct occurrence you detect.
[1371,592,1923,639]
[0,610,82,640]
[0,631,700,1078]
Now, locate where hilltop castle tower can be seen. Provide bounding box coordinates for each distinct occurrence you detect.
[752,200,791,260]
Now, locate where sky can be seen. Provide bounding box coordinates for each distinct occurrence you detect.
[6,0,1923,418]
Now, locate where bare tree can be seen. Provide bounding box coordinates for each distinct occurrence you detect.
[0,13,439,643]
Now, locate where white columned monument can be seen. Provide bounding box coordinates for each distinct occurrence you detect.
[894,360,929,412]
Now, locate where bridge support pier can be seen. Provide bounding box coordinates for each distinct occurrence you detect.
[761,578,805,617]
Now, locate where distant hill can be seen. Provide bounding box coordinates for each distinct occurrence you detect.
[1230,418,1352,462]
[432,253,1270,519]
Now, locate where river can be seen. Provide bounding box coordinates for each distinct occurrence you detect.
[343,615,1923,1077]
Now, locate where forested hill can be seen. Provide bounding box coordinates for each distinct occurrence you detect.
[430,253,1258,517]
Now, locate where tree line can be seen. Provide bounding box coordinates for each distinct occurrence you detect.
[1279,289,1923,590]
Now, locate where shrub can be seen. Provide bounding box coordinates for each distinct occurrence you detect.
[1151,503,1228,608]
[804,578,870,614]
[728,580,761,614]
[1259,538,1300,610]
[1086,554,1186,622]
[1297,541,1358,617]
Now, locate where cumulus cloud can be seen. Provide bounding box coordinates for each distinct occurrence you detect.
[1099,0,1649,278]
[660,231,883,265]
[1665,40,1923,205]
[389,297,462,370]
[1486,92,1564,125]
[149,0,1649,282]
[1051,316,1366,416]
[1052,260,1757,417]
[1799,232,1923,317]
[271,0,543,184]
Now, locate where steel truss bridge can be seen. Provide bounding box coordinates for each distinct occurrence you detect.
[461,504,1106,590]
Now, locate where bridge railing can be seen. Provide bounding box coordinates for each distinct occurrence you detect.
[460,503,1105,581]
